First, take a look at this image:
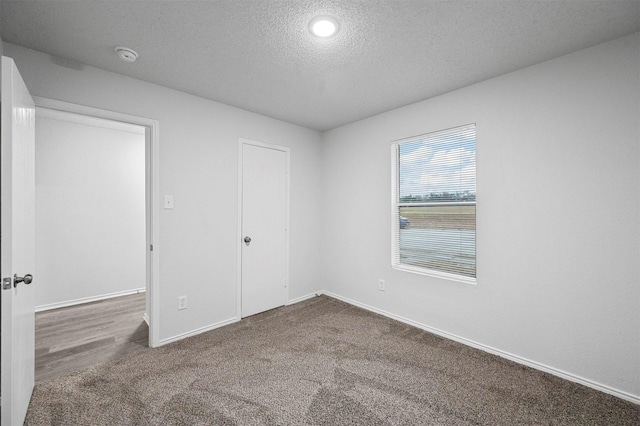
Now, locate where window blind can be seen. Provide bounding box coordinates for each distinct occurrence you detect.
[392,124,476,280]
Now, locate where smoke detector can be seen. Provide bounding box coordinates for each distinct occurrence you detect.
[115,46,139,62]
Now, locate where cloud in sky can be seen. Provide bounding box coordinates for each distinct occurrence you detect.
[400,141,475,197]
[400,145,431,165]
[431,147,474,167]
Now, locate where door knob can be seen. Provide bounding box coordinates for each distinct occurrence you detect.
[13,273,33,287]
[244,236,252,245]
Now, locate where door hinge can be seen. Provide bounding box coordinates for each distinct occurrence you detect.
[150,244,154,251]
[2,277,12,290]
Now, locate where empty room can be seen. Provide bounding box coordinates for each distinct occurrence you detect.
[1,1,638,425]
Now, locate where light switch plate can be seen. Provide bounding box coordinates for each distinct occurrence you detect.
[164,195,174,209]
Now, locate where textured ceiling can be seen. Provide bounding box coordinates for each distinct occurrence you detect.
[2,1,639,131]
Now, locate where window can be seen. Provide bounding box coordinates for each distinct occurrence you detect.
[391,124,476,283]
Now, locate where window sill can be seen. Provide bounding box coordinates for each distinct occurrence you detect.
[392,264,477,286]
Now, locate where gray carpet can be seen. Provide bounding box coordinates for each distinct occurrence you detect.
[26,295,639,425]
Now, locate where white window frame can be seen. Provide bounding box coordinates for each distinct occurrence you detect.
[390,125,477,285]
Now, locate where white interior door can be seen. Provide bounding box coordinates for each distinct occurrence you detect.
[1,56,36,426]
[240,141,289,318]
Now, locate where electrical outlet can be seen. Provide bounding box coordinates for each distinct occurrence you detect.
[178,295,187,310]
[378,279,385,291]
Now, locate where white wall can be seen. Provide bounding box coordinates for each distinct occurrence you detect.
[35,109,145,309]
[320,33,640,400]
[3,42,323,343]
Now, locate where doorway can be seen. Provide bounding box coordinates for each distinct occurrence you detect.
[238,139,290,318]
[33,106,150,381]
[35,108,145,309]
[33,97,160,347]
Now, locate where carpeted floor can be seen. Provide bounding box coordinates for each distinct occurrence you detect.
[25,295,639,425]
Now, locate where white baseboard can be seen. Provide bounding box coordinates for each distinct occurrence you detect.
[35,288,146,312]
[322,291,640,405]
[156,317,240,347]
[286,291,321,305]
[142,312,150,325]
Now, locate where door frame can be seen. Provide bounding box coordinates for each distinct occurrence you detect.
[33,96,161,348]
[236,138,290,318]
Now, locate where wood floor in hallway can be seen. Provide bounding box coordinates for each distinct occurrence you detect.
[35,292,148,384]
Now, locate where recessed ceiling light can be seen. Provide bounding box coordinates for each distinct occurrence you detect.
[309,16,340,38]
[115,46,139,62]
